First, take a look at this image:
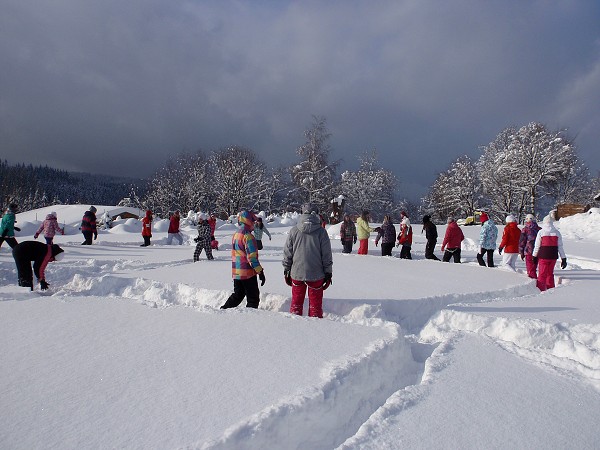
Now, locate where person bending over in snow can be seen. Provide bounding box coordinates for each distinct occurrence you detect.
[80,206,98,245]
[220,210,265,309]
[12,241,64,291]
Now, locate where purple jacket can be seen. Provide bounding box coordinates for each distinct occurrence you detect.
[519,221,541,256]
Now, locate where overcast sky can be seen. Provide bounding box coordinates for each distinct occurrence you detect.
[1,1,599,199]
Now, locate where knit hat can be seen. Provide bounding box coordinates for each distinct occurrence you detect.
[447,216,455,223]
[505,215,516,223]
[543,215,553,224]
[302,203,319,214]
[525,214,535,222]
[198,212,207,220]
[8,203,17,213]
[50,211,57,218]
[479,212,489,224]
[89,206,97,213]
[422,215,431,224]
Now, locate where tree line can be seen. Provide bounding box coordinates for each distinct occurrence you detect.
[3,118,598,223]
[0,160,138,213]
[422,122,600,223]
[141,116,406,220]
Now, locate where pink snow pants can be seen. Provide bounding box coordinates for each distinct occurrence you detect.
[358,239,369,255]
[525,254,538,279]
[290,279,324,318]
[537,258,556,291]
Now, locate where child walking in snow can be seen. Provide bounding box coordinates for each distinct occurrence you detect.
[397,216,413,259]
[193,213,214,261]
[499,215,521,271]
[253,217,271,250]
[34,212,64,245]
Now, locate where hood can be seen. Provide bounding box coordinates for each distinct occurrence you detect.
[238,210,257,231]
[296,213,322,234]
[51,244,64,259]
[145,210,153,219]
[45,213,57,220]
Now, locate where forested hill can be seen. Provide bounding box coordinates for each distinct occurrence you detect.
[0,160,142,211]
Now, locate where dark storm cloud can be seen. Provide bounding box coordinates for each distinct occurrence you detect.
[1,0,599,199]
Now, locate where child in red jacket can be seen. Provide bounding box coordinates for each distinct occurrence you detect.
[499,215,521,271]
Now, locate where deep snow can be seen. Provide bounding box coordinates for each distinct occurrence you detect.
[1,205,600,449]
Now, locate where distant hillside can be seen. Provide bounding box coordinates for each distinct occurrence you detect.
[0,160,145,211]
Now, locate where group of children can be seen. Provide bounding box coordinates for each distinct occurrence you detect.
[337,208,567,292]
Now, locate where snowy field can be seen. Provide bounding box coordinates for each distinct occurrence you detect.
[2,205,600,449]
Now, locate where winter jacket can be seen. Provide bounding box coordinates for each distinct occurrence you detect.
[422,220,438,242]
[398,222,413,246]
[0,211,16,238]
[356,217,373,240]
[231,211,263,280]
[441,222,464,250]
[35,214,63,239]
[141,210,153,237]
[168,215,180,233]
[340,220,357,243]
[519,221,541,256]
[282,213,333,282]
[196,220,212,245]
[81,211,97,235]
[12,241,64,281]
[375,222,396,245]
[499,222,521,254]
[533,221,566,260]
[253,223,271,241]
[207,217,217,235]
[479,219,498,250]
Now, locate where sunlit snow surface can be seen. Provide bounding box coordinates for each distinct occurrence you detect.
[2,205,600,449]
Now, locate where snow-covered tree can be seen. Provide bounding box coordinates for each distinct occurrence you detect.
[210,146,267,217]
[340,150,397,220]
[290,116,339,212]
[423,155,481,222]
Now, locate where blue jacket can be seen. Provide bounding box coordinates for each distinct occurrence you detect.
[480,219,498,250]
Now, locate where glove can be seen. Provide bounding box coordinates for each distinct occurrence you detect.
[194,236,200,243]
[498,247,503,254]
[284,270,292,286]
[40,280,49,290]
[561,258,567,269]
[323,272,332,290]
[533,256,538,264]
[94,233,98,240]
[520,253,525,261]
[258,271,266,286]
[210,235,215,241]
[34,233,39,239]
[353,237,357,244]
[14,226,21,232]
[375,240,379,247]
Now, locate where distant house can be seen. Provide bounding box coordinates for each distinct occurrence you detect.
[555,203,591,220]
[104,207,144,221]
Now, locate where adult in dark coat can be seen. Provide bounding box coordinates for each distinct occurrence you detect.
[422,215,440,261]
[12,241,64,290]
[81,206,98,245]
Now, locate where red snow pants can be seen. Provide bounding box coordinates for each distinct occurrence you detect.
[358,239,369,255]
[290,279,324,318]
[525,254,538,279]
[537,258,556,291]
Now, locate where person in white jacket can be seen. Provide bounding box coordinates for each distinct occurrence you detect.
[532,215,567,291]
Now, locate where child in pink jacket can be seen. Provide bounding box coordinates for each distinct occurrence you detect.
[34,212,64,245]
